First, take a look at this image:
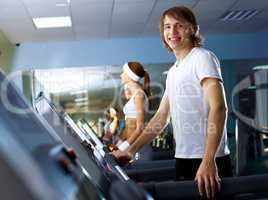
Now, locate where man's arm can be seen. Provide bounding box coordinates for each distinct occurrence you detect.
[127,94,170,156]
[196,77,228,199]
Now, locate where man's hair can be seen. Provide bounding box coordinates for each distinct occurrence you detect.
[159,6,203,52]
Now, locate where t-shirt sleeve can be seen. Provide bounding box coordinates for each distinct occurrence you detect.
[194,50,223,83]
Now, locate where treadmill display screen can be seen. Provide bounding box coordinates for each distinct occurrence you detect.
[34,96,112,195]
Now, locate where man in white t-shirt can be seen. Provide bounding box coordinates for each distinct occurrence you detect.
[113,6,232,199]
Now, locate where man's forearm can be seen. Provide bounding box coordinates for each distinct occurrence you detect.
[128,112,169,155]
[203,107,227,163]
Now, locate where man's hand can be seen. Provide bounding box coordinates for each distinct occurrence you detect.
[112,150,133,166]
[195,160,221,199]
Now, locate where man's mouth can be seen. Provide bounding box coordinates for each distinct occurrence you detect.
[168,36,181,42]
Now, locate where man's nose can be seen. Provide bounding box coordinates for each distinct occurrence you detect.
[170,26,178,34]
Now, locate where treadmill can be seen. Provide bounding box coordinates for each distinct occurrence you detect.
[232,68,268,175]
[0,70,151,200]
[34,94,153,198]
[0,71,104,200]
[34,95,176,182]
[77,118,176,182]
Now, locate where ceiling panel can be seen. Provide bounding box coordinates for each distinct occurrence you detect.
[113,0,155,15]
[72,2,113,24]
[199,0,268,34]
[193,0,237,34]
[257,9,268,18]
[112,0,155,26]
[26,5,70,18]
[21,0,69,6]
[0,19,37,43]
[0,0,267,43]
[194,0,237,20]
[110,23,145,37]
[231,0,268,10]
[71,0,112,4]
[35,28,74,41]
[0,5,29,22]
[74,24,109,39]
[112,14,148,24]
[0,0,24,7]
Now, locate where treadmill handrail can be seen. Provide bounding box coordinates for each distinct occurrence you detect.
[142,174,268,199]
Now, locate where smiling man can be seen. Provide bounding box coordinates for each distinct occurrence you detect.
[113,6,232,199]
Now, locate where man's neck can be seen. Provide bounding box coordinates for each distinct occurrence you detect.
[174,44,194,63]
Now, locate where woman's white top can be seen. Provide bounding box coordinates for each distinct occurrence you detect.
[123,91,149,119]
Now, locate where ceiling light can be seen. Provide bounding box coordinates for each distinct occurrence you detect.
[220,10,259,21]
[56,3,68,7]
[56,0,70,7]
[33,16,72,29]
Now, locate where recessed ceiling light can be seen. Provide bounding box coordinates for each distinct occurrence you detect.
[33,16,72,29]
[56,3,68,7]
[56,0,70,7]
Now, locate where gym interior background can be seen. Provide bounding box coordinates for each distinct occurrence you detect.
[0,0,268,199]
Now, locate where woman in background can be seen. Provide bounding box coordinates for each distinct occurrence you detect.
[102,107,119,145]
[116,61,151,153]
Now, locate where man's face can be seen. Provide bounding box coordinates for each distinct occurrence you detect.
[163,15,193,51]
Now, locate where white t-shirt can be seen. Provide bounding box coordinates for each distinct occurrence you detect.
[165,47,230,158]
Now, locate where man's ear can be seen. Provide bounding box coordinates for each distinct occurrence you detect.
[185,25,195,35]
[189,25,195,35]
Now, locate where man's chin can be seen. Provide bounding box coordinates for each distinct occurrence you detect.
[170,45,180,52]
[169,43,180,50]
